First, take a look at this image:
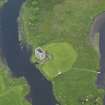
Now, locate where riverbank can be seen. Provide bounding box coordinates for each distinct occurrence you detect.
[19,0,105,105]
[1,0,58,105]
[89,12,105,89]
[0,5,31,102]
[0,0,7,8]
[0,0,30,104]
[89,12,105,55]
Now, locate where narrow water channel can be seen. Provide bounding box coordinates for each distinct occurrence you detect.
[97,22,105,88]
[98,23,105,105]
[0,0,57,105]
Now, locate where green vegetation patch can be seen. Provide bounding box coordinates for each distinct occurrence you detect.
[53,69,105,105]
[0,59,31,105]
[19,0,105,105]
[40,42,77,79]
[0,0,7,8]
[19,0,105,70]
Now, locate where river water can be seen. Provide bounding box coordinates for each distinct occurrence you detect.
[97,22,105,105]
[97,22,105,89]
[89,13,105,90]
[0,0,57,105]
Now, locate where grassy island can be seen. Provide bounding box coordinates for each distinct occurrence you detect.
[19,0,105,105]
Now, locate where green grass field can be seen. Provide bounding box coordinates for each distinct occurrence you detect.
[53,69,104,105]
[19,0,105,70]
[40,42,77,80]
[19,0,105,105]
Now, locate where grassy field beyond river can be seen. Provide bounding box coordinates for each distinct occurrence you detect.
[0,55,31,105]
[19,0,105,105]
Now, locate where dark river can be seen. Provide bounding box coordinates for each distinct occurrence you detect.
[97,22,105,89]
[97,26,105,88]
[96,17,105,105]
[0,0,57,105]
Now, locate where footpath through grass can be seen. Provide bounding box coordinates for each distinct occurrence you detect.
[19,0,105,105]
